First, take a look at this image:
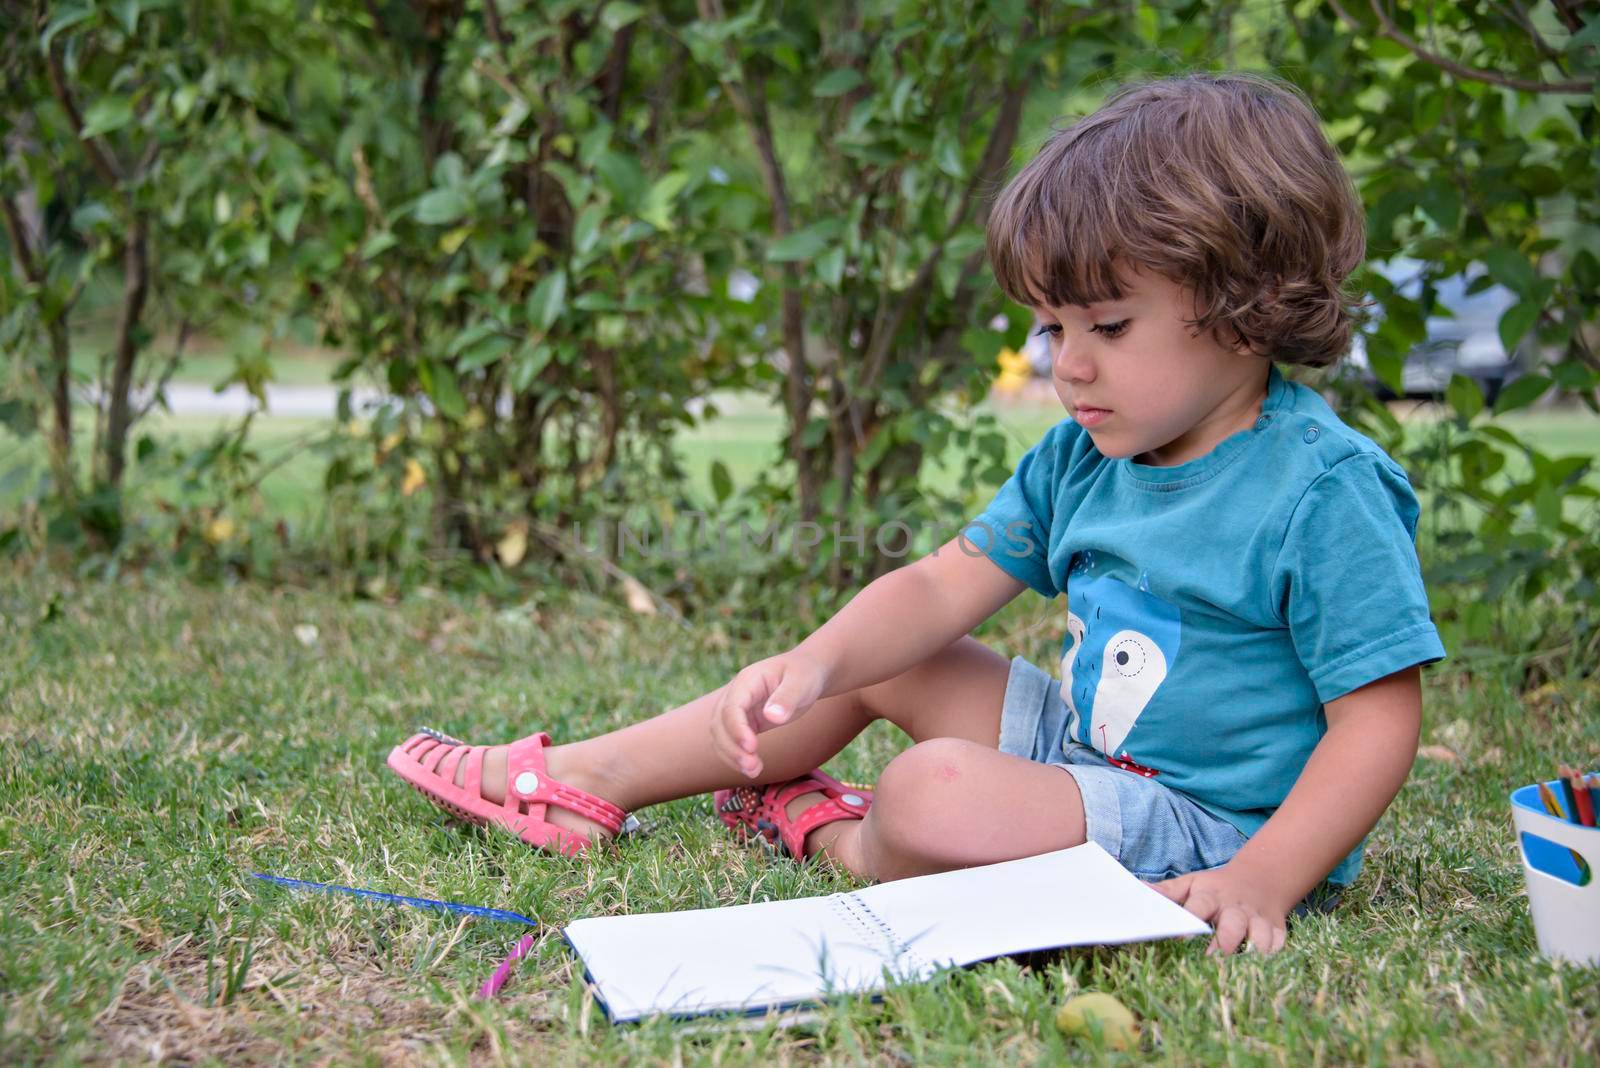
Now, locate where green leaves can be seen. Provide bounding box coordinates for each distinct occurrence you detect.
[960,327,1006,364]
[449,322,513,372]
[1484,247,1537,298]
[273,201,304,243]
[1491,374,1550,415]
[815,246,845,289]
[1417,179,1460,231]
[418,360,465,421]
[572,204,605,257]
[767,229,829,263]
[40,3,94,52]
[639,171,690,230]
[111,0,142,35]
[595,151,648,210]
[526,270,568,332]
[601,2,645,32]
[1567,15,1600,50]
[709,460,733,504]
[511,343,554,391]
[414,188,471,226]
[0,397,38,439]
[1445,374,1484,422]
[813,69,865,97]
[767,219,845,263]
[1498,300,1541,351]
[81,96,135,138]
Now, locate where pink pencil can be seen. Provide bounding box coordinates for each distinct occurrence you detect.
[477,932,539,998]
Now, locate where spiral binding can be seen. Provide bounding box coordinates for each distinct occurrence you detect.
[827,893,933,980]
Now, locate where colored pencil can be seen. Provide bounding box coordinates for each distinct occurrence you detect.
[1564,767,1596,827]
[1555,771,1581,824]
[1533,780,1590,875]
[477,932,539,998]
[1536,781,1566,819]
[251,872,540,998]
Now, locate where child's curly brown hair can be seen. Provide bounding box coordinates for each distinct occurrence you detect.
[987,72,1365,368]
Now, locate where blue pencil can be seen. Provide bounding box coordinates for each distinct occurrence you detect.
[250,873,538,926]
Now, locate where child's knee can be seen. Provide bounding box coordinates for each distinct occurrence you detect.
[867,739,984,857]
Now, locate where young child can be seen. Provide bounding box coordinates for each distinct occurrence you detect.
[388,73,1445,955]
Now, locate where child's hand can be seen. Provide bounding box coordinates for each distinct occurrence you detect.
[709,651,831,779]
[1150,864,1291,956]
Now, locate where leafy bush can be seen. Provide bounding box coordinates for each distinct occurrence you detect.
[1,0,1595,659]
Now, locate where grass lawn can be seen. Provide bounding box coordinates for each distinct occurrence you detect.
[2,571,1597,1064]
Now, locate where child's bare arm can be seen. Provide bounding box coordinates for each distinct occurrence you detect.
[1154,666,1423,954]
[708,536,1030,777]
[798,535,1030,695]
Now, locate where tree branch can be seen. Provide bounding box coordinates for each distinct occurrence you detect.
[1487,0,1564,61]
[482,0,510,61]
[1326,0,1593,93]
[1548,0,1586,34]
[43,45,125,186]
[0,193,41,285]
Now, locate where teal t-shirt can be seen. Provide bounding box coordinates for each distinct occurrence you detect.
[962,366,1446,885]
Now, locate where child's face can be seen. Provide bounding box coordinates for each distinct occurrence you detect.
[1032,267,1271,467]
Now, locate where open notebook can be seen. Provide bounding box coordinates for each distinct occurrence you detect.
[563,842,1210,1022]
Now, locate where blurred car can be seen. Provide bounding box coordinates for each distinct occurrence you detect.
[1345,258,1532,403]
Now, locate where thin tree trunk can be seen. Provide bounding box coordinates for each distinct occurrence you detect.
[0,191,76,501]
[46,322,73,496]
[104,219,149,489]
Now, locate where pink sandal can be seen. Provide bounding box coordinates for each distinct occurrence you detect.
[714,769,872,861]
[387,727,628,856]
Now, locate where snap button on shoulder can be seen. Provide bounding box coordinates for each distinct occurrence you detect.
[1303,426,1321,443]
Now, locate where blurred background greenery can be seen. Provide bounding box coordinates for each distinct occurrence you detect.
[2,0,1597,671]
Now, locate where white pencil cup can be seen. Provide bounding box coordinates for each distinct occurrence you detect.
[1510,780,1600,966]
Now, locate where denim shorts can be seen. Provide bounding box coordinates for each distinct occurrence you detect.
[996,655,1248,882]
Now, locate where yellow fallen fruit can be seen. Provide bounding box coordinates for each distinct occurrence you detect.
[1054,991,1139,1050]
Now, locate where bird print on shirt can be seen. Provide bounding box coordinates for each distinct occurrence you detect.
[1060,567,1182,775]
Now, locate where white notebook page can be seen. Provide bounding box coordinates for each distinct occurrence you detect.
[563,842,1210,1022]
[848,842,1212,969]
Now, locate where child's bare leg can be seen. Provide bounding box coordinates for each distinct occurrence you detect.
[452,636,1015,844]
[810,740,1088,881]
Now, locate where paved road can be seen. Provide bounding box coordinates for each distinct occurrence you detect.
[144,382,724,419]
[144,382,378,418]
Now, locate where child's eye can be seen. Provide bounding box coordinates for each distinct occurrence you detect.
[1033,324,1062,338]
[1091,320,1130,339]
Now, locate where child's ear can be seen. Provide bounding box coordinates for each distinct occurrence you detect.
[1223,324,1268,359]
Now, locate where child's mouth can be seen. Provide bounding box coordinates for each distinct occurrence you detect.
[1074,406,1112,427]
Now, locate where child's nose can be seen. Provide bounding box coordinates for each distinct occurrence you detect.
[1053,341,1096,384]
